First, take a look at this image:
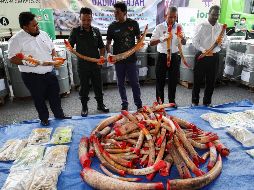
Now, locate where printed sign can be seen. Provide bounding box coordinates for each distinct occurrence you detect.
[30,8,56,40]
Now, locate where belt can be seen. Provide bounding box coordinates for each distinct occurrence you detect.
[159,52,179,55]
[22,71,51,75]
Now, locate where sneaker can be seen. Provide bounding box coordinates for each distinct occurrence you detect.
[41,119,50,126]
[97,104,109,113]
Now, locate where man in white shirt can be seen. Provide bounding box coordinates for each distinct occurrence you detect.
[191,5,223,107]
[8,12,71,126]
[156,0,190,25]
[150,6,186,107]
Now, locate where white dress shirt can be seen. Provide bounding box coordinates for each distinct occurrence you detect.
[8,30,54,74]
[192,21,226,53]
[151,21,182,54]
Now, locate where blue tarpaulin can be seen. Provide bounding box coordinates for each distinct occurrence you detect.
[1,100,254,190]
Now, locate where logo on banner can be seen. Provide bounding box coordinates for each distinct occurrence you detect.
[202,0,213,7]
[37,15,43,21]
[0,17,9,26]
[44,14,49,21]
[231,14,241,19]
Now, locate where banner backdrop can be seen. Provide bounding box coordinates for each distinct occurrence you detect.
[42,0,220,35]
[178,0,220,37]
[0,0,220,36]
[42,0,157,33]
[0,0,41,36]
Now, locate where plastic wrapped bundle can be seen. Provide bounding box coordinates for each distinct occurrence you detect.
[42,145,69,170]
[224,48,244,80]
[245,110,254,117]
[1,170,30,190]
[242,44,254,69]
[11,145,45,170]
[0,139,27,161]
[227,125,254,147]
[2,166,61,190]
[240,50,254,86]
[50,126,74,144]
[28,128,52,145]
[228,41,247,53]
[200,112,228,128]
[246,149,254,158]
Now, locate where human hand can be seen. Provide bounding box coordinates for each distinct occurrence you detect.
[159,33,172,43]
[97,56,105,65]
[107,53,116,64]
[22,60,38,67]
[23,55,39,67]
[64,39,74,52]
[51,57,65,68]
[206,51,214,56]
[176,31,184,39]
[54,60,63,68]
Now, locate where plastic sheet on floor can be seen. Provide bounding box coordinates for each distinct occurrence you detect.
[1,99,254,190]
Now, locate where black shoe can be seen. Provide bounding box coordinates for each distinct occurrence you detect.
[136,105,143,112]
[203,103,212,107]
[55,115,72,119]
[121,105,128,111]
[191,103,198,107]
[41,119,50,126]
[81,106,88,117]
[97,104,109,113]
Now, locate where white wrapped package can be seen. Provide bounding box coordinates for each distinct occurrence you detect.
[246,149,254,158]
[50,126,74,144]
[2,166,60,190]
[200,111,252,129]
[28,128,53,145]
[0,139,27,161]
[227,125,254,147]
[229,112,254,129]
[20,166,61,190]
[42,145,69,170]
[229,112,253,123]
[1,170,30,190]
[11,145,45,170]
[200,112,228,128]
[245,110,254,118]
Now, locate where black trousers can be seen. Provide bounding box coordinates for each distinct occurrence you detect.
[192,52,219,105]
[156,53,180,103]
[78,64,103,104]
[21,72,64,121]
[115,61,142,108]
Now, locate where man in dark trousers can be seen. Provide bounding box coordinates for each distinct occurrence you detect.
[68,7,109,117]
[106,2,142,111]
[8,12,71,126]
[150,6,186,107]
[192,5,224,106]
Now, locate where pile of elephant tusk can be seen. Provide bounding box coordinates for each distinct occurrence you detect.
[78,102,230,190]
